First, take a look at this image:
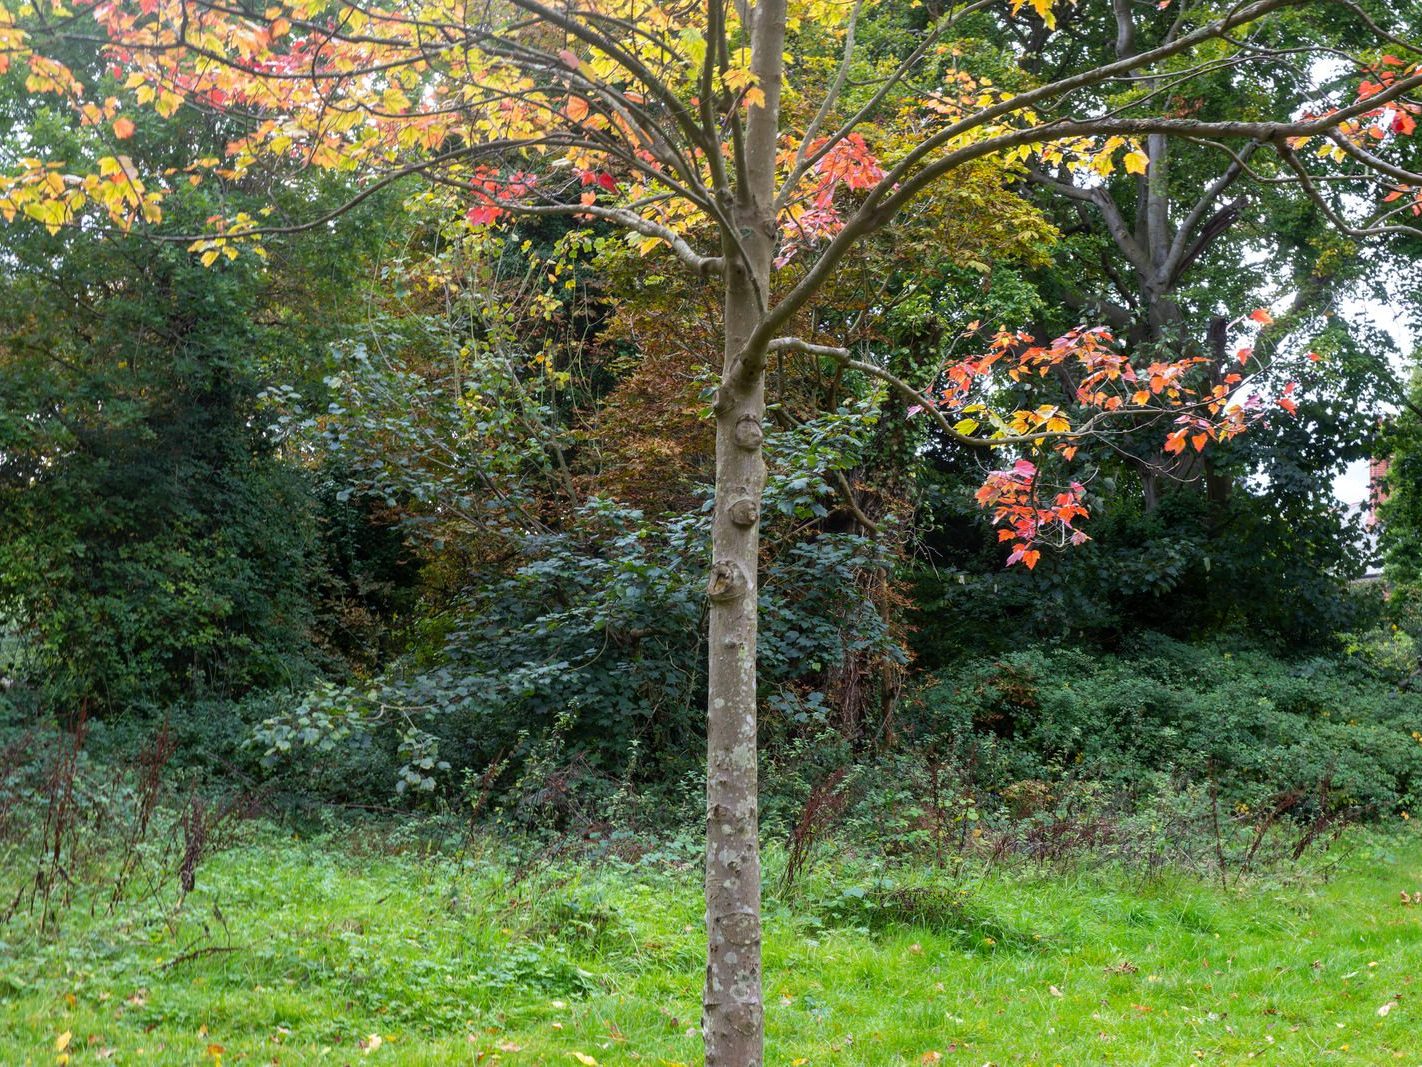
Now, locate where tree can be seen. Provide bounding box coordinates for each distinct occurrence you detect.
[0,60,387,714]
[6,1,1422,1060]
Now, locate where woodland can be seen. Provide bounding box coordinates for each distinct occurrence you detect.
[3,0,1422,1063]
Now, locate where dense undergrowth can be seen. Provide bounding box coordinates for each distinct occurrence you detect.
[15,630,1414,842]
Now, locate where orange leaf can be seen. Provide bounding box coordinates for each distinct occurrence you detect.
[113,116,136,139]
[1249,307,1273,325]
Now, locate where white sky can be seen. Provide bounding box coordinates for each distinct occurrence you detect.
[1333,296,1415,506]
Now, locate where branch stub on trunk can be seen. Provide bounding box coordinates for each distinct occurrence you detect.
[706,560,750,603]
[728,497,759,527]
[733,414,764,450]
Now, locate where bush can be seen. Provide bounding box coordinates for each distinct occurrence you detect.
[897,634,1422,819]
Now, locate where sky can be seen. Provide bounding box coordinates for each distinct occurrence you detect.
[1333,294,1416,507]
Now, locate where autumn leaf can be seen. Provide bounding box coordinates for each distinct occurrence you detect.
[1122,149,1149,174]
[113,116,135,139]
[1010,0,1057,29]
[571,1054,599,1066]
[1248,307,1274,325]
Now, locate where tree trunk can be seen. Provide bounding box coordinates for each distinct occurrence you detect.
[703,1,786,1060]
[703,259,768,1064]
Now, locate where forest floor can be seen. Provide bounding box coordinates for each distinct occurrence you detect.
[2,824,1421,1066]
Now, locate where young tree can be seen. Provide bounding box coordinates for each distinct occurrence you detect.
[5,1,1421,1060]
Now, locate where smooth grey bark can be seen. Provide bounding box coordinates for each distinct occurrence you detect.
[702,1,785,1063]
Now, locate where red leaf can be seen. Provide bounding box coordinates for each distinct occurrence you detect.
[466,204,502,225]
[1248,307,1274,325]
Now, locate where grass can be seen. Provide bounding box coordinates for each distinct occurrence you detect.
[2,824,1422,1065]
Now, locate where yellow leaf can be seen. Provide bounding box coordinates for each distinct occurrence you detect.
[744,86,766,109]
[723,66,756,91]
[1123,149,1149,175]
[571,1054,599,1066]
[201,250,220,267]
[56,1032,72,1053]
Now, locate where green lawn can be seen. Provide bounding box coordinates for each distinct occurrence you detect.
[2,826,1421,1065]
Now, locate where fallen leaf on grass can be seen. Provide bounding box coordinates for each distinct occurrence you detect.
[571,1053,599,1066]
[1378,1000,1398,1017]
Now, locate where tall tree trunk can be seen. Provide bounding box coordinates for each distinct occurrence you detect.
[704,262,768,1064]
[702,2,786,1063]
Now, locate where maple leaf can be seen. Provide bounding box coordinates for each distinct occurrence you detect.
[466,205,502,226]
[113,116,136,139]
[1248,307,1274,325]
[812,133,885,193]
